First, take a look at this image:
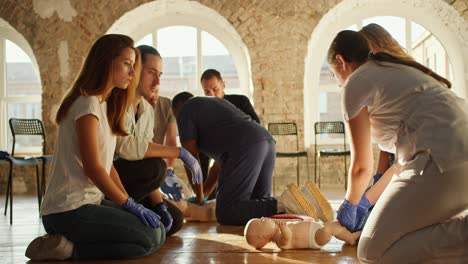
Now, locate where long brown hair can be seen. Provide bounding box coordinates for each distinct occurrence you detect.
[328,30,451,88]
[359,24,451,88]
[56,34,140,135]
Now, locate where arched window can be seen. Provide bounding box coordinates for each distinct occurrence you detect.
[136,26,240,98]
[304,0,467,147]
[0,20,42,153]
[107,0,252,101]
[318,16,452,128]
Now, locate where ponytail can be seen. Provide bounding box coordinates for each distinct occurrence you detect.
[368,52,451,89]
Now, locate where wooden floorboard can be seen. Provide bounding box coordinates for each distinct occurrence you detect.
[0,189,358,264]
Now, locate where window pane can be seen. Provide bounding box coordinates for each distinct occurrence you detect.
[6,39,41,96]
[363,16,406,48]
[7,103,42,153]
[411,22,452,81]
[318,57,343,123]
[201,31,239,90]
[346,24,358,31]
[157,26,197,92]
[319,91,342,122]
[136,34,153,47]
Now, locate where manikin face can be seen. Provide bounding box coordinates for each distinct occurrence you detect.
[201,77,225,98]
[111,47,136,89]
[245,217,278,249]
[138,54,163,101]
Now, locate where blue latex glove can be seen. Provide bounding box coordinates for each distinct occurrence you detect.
[187,196,208,205]
[122,197,161,228]
[337,199,358,231]
[373,173,383,185]
[160,169,183,201]
[178,147,202,185]
[153,202,173,234]
[354,194,372,231]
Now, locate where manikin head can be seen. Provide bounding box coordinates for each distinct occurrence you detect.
[244,218,278,249]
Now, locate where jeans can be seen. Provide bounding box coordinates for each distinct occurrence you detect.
[42,199,165,259]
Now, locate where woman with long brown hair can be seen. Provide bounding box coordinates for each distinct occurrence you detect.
[329,30,468,263]
[25,34,166,260]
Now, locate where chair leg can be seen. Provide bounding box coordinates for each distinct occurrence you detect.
[318,156,321,188]
[314,153,317,184]
[41,158,46,197]
[8,163,13,225]
[4,161,12,217]
[35,161,41,213]
[296,157,300,186]
[273,169,276,197]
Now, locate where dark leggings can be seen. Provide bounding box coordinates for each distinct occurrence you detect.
[43,199,165,260]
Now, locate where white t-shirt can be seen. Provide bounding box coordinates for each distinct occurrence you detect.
[41,96,116,215]
[341,61,468,172]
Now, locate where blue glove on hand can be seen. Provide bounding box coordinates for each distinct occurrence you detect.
[337,199,358,231]
[373,173,383,185]
[122,197,161,228]
[354,194,372,231]
[178,147,202,185]
[160,169,183,201]
[153,202,173,234]
[187,196,208,205]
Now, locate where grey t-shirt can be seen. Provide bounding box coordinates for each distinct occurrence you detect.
[177,97,272,160]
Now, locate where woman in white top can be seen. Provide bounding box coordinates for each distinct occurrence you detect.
[328,30,468,263]
[25,34,165,261]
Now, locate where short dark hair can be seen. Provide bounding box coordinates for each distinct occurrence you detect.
[136,45,161,64]
[200,69,222,82]
[172,92,194,110]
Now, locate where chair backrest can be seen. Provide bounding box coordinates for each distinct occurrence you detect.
[314,121,347,150]
[9,118,46,156]
[267,122,300,151]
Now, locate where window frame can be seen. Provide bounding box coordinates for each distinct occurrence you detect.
[107,0,253,103]
[304,9,466,147]
[0,24,42,152]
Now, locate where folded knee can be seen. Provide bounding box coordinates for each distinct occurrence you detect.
[357,237,382,264]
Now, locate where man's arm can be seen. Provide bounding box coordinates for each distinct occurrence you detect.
[240,96,260,123]
[181,139,204,203]
[164,121,178,168]
[115,102,154,160]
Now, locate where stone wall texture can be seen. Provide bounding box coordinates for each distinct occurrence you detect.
[1,0,467,194]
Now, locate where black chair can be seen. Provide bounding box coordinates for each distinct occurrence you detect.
[2,118,51,224]
[268,122,310,192]
[314,121,350,190]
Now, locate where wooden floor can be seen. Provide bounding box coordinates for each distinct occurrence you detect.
[0,189,358,264]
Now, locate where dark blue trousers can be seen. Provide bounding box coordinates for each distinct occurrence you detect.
[216,139,277,225]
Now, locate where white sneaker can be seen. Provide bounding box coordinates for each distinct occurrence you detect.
[25,234,73,260]
[301,181,334,223]
[277,183,318,219]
